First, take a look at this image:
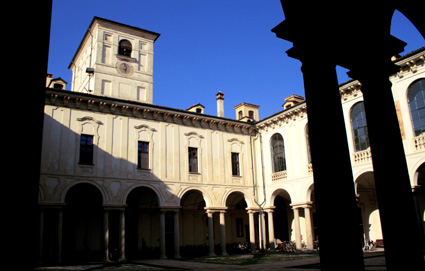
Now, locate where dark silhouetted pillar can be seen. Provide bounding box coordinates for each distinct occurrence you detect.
[350,60,425,270]
[301,56,365,270]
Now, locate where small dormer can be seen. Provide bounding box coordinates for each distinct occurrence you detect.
[233,102,260,122]
[46,73,68,90]
[186,103,205,114]
[282,94,305,109]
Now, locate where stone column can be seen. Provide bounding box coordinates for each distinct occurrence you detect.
[299,57,365,270]
[38,208,44,264]
[159,210,166,259]
[258,211,266,251]
[57,208,63,263]
[219,211,228,255]
[304,205,314,250]
[119,209,125,261]
[207,211,216,257]
[292,207,302,250]
[248,210,256,253]
[350,63,425,269]
[266,209,275,252]
[173,210,181,259]
[103,209,110,261]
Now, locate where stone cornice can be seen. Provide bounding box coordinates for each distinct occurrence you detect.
[46,88,253,135]
[257,103,307,132]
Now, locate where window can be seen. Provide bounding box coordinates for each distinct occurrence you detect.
[249,110,254,119]
[79,134,94,165]
[231,152,240,176]
[408,79,425,136]
[118,39,132,57]
[138,141,149,169]
[271,133,286,173]
[188,147,198,173]
[238,111,243,120]
[350,102,370,152]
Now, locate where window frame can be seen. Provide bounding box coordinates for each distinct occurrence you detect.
[407,79,425,137]
[188,147,198,173]
[350,101,370,152]
[231,152,241,176]
[79,134,94,165]
[137,141,150,170]
[270,133,286,173]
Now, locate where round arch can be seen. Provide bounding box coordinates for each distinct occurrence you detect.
[177,187,212,207]
[269,187,293,206]
[122,184,166,207]
[222,188,253,208]
[61,181,108,204]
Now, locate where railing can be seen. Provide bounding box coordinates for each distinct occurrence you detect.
[414,134,425,151]
[271,170,287,182]
[307,164,313,175]
[353,148,372,165]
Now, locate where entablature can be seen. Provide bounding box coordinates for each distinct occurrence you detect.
[46,88,253,135]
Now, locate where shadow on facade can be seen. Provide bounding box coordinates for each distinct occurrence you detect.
[39,114,267,263]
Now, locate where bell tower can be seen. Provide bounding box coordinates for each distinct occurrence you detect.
[69,17,160,104]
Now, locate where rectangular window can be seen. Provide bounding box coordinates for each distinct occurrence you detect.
[231,152,240,176]
[188,147,198,173]
[138,141,149,169]
[79,134,93,165]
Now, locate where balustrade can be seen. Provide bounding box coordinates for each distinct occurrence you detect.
[353,148,372,164]
[271,170,287,182]
[414,134,425,151]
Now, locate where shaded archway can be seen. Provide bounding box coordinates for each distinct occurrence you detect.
[63,183,104,262]
[225,192,249,253]
[125,186,160,259]
[180,190,208,257]
[413,163,425,251]
[272,189,291,243]
[355,172,382,245]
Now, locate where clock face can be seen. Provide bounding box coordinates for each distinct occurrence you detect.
[118,62,132,74]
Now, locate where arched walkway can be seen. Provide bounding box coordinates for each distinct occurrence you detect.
[125,186,160,260]
[180,189,209,257]
[225,192,249,254]
[355,172,382,245]
[63,183,104,262]
[413,163,425,250]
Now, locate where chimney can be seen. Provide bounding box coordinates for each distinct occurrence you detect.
[216,91,225,117]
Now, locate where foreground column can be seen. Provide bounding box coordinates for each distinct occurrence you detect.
[219,211,228,255]
[248,210,256,254]
[301,59,365,270]
[351,63,425,270]
[159,211,166,259]
[119,209,125,261]
[207,211,216,256]
[266,209,275,252]
[103,209,109,262]
[57,208,63,263]
[304,204,314,250]
[292,206,302,250]
[173,210,181,259]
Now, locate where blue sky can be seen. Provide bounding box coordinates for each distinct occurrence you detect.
[48,0,424,119]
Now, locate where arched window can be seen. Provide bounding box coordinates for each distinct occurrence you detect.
[350,102,370,152]
[408,79,425,136]
[271,133,286,173]
[118,39,132,57]
[305,125,311,164]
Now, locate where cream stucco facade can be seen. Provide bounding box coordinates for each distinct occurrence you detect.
[38,17,425,262]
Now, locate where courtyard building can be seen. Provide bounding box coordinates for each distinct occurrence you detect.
[38,17,425,263]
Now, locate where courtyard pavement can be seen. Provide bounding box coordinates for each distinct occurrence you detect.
[35,250,387,271]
